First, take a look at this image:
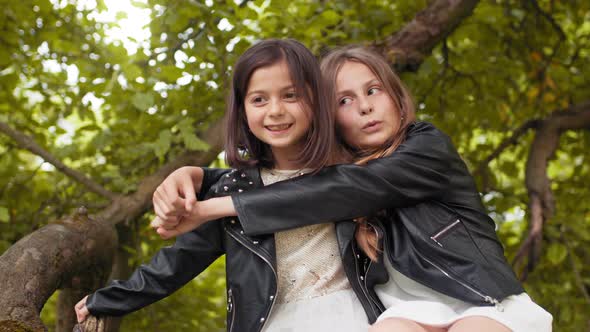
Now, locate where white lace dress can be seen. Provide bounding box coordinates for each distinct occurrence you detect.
[259,169,369,332]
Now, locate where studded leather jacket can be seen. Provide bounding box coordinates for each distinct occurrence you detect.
[231,122,525,309]
[85,168,387,332]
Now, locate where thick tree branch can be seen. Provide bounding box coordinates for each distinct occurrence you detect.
[514,101,590,279]
[0,116,225,331]
[0,207,117,331]
[0,121,117,200]
[376,0,480,71]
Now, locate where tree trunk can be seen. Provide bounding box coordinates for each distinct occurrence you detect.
[0,208,117,331]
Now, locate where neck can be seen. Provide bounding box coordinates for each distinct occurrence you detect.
[270,145,306,170]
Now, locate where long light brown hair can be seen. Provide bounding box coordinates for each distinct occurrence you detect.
[321,46,417,261]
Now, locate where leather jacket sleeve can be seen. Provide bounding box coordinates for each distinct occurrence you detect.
[85,167,230,316]
[232,122,454,235]
[85,220,224,316]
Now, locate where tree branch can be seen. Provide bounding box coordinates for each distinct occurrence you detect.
[376,0,481,71]
[514,101,590,279]
[0,116,225,331]
[0,121,117,200]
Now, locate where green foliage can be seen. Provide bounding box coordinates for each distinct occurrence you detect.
[2,0,590,330]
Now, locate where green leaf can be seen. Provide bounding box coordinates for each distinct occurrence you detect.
[115,11,128,20]
[320,10,340,26]
[546,243,567,265]
[123,64,143,81]
[177,118,210,151]
[0,207,9,223]
[131,92,154,111]
[153,129,172,160]
[158,65,184,82]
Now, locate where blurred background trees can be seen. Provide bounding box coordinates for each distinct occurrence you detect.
[0,0,588,331]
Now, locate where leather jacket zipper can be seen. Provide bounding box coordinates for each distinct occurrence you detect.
[416,251,504,312]
[226,226,278,331]
[351,241,380,318]
[363,257,386,312]
[364,224,385,312]
[227,288,236,332]
[430,219,461,247]
[382,225,504,312]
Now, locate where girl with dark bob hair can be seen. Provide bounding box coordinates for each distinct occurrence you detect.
[151,46,552,332]
[75,39,377,331]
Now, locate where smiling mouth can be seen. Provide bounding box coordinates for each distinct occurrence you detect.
[265,124,293,131]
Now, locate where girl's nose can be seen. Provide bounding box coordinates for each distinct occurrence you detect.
[268,100,285,116]
[358,97,373,115]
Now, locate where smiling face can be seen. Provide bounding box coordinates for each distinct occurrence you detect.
[244,60,312,169]
[334,61,401,150]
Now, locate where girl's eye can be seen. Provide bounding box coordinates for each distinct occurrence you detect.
[339,97,352,106]
[368,87,380,95]
[284,91,298,100]
[251,96,266,105]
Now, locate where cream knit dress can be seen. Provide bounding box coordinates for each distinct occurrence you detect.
[259,169,369,332]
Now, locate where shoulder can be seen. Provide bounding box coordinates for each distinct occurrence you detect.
[205,167,261,199]
[400,122,457,156]
[407,121,449,140]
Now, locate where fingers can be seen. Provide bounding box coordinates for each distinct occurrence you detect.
[74,295,90,323]
[156,227,178,240]
[150,216,164,228]
[156,216,201,239]
[150,216,180,230]
[182,180,197,213]
[153,185,186,221]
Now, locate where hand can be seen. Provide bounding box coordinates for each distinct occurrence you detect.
[154,200,208,239]
[152,167,203,229]
[74,295,90,323]
[155,196,237,239]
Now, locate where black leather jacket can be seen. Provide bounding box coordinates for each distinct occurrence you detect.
[231,122,524,309]
[86,168,386,332]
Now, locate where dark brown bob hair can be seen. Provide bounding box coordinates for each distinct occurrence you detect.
[225,39,336,171]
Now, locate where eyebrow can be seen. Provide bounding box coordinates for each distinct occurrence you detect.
[246,85,296,98]
[337,79,381,96]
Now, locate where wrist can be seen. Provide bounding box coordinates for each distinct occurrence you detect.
[201,196,236,221]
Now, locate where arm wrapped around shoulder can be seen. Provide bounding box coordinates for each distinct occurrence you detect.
[233,122,455,235]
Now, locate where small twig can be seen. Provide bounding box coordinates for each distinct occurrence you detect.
[474,119,541,177]
[0,121,117,200]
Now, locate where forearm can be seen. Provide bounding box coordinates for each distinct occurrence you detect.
[85,257,190,316]
[199,196,237,222]
[232,124,455,236]
[87,223,224,316]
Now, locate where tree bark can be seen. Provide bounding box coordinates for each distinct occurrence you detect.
[514,103,590,278]
[0,118,225,331]
[376,0,480,71]
[0,208,116,331]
